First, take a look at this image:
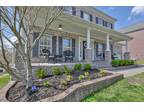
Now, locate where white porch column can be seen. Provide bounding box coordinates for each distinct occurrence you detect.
[124,40,130,59]
[56,36,59,55]
[106,34,110,51]
[125,40,128,52]
[87,28,91,49]
[105,34,111,64]
[85,28,92,62]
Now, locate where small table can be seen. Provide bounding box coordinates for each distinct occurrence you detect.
[54,55,63,63]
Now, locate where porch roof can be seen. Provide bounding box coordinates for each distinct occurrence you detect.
[48,13,132,42]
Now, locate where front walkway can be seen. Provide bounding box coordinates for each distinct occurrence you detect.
[109,65,144,77]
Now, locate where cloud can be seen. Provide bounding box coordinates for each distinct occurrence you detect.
[128,6,144,21]
[108,7,115,10]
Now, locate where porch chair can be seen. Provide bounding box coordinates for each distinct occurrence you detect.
[42,49,55,63]
[63,50,73,62]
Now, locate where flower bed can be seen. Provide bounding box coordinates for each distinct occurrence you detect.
[5,64,123,102]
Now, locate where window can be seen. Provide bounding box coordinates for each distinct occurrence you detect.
[63,6,72,14]
[63,38,72,51]
[83,12,91,22]
[96,17,103,26]
[39,34,52,57]
[107,22,113,29]
[96,43,105,60]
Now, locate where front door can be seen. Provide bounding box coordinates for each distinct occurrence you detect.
[83,41,87,60]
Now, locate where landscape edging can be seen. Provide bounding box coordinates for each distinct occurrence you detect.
[1,73,123,102]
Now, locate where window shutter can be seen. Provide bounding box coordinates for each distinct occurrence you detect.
[72,7,76,15]
[96,42,98,56]
[52,36,56,55]
[111,23,113,29]
[96,17,98,24]
[72,38,75,57]
[32,32,39,57]
[102,20,105,26]
[103,43,106,59]
[80,10,83,18]
[59,37,63,55]
[90,14,93,22]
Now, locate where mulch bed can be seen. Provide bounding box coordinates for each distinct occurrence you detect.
[7,69,112,102]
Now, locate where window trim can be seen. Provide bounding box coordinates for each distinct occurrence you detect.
[62,37,72,52]
[38,34,52,57]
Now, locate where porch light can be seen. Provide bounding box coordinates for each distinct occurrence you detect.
[58,24,62,30]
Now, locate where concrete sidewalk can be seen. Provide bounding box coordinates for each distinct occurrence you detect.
[109,65,144,77]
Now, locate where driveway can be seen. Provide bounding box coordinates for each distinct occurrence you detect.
[110,65,144,77]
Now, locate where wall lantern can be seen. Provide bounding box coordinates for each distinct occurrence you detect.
[58,24,62,30]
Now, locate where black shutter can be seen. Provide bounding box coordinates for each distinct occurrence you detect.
[72,7,76,15]
[52,36,56,55]
[102,20,105,26]
[96,17,98,24]
[59,37,63,55]
[96,42,98,57]
[72,39,75,57]
[90,14,93,22]
[111,23,113,29]
[32,32,39,57]
[103,43,106,59]
[80,10,83,18]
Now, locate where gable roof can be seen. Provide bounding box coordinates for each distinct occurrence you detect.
[119,22,144,34]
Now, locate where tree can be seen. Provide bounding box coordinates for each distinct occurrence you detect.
[0,6,63,92]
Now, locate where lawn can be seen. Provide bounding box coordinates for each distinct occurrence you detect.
[82,72,144,102]
[0,74,10,89]
[136,60,144,64]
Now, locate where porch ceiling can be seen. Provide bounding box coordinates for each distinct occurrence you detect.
[36,13,132,42]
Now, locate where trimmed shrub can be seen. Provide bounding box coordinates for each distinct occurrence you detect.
[35,68,47,79]
[66,75,73,82]
[84,64,92,71]
[78,75,85,81]
[51,66,61,75]
[60,79,68,86]
[43,81,51,87]
[74,63,82,71]
[111,60,135,67]
[99,69,106,77]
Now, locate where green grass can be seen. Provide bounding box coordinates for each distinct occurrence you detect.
[0,74,10,89]
[82,72,144,102]
[136,60,144,64]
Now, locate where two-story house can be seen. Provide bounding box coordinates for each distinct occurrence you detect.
[17,6,132,68]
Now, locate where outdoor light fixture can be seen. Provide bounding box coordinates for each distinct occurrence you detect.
[58,24,62,30]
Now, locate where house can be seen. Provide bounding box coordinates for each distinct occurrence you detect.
[120,22,144,60]
[16,6,132,68]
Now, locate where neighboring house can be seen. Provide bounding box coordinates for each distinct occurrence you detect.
[16,6,132,67]
[120,22,144,60]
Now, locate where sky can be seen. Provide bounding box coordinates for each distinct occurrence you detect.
[95,6,144,30]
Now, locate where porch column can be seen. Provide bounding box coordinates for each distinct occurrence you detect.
[85,28,92,62]
[124,40,130,59]
[105,34,111,64]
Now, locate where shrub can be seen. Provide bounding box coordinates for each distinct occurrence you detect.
[84,64,92,71]
[66,75,73,82]
[111,60,135,67]
[78,75,85,81]
[84,72,90,77]
[74,64,82,71]
[51,66,61,75]
[43,81,51,87]
[35,68,46,79]
[111,60,119,67]
[60,79,68,86]
[99,69,106,77]
[63,66,72,75]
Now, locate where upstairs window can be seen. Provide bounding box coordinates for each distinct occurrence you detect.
[63,6,73,15]
[80,11,92,22]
